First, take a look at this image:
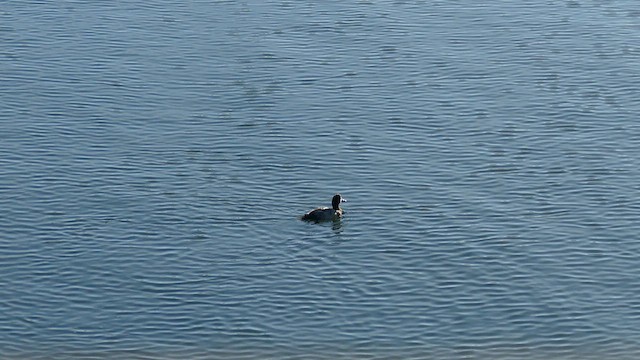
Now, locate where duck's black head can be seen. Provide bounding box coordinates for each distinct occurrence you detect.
[332,194,346,210]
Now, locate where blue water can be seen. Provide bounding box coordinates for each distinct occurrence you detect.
[3,0,640,358]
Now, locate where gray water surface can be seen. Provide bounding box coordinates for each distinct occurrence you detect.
[2,1,640,359]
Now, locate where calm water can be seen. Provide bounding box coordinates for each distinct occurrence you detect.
[2,0,640,359]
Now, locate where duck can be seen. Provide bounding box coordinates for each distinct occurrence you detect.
[301,194,346,222]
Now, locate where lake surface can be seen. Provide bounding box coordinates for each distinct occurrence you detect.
[2,0,640,358]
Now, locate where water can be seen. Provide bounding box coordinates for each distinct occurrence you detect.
[2,0,640,358]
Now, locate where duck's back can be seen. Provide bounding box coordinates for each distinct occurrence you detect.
[301,207,339,222]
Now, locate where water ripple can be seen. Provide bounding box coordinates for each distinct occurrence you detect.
[3,0,640,358]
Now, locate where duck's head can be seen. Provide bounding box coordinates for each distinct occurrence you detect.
[332,194,346,210]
